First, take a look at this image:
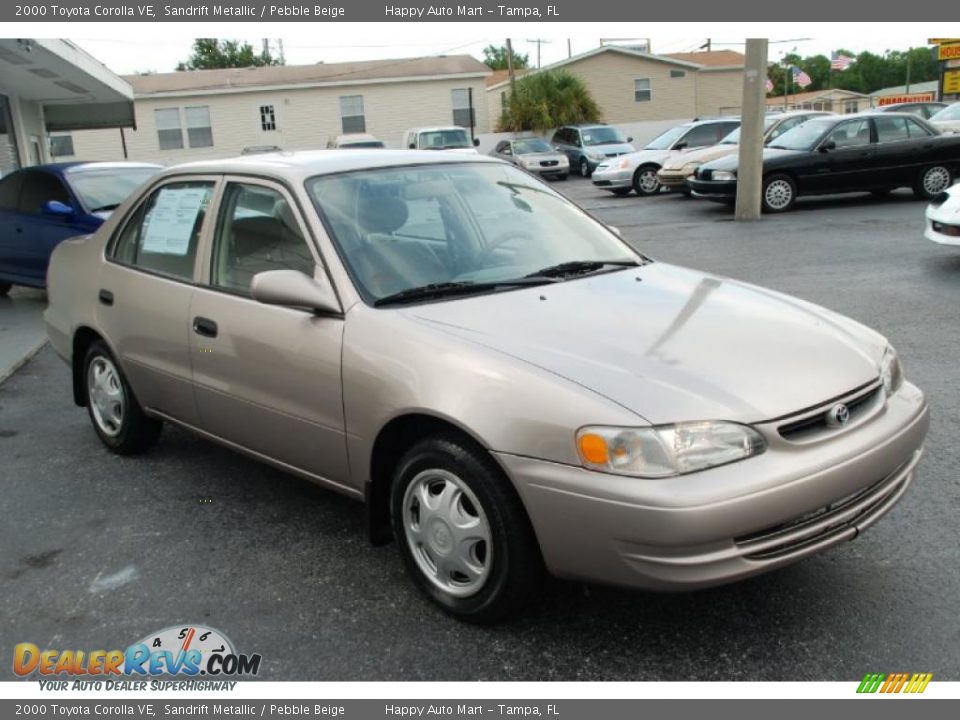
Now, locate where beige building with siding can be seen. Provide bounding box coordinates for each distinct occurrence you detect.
[486,47,746,129]
[57,55,491,163]
[766,88,871,114]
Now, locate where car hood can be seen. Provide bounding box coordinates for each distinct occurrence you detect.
[662,144,737,171]
[585,142,636,156]
[701,147,805,173]
[403,263,884,424]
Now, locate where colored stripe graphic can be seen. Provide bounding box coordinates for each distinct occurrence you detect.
[857,672,932,694]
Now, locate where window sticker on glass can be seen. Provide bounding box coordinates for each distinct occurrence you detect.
[141,187,209,255]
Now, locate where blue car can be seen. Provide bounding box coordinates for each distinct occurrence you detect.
[0,161,162,294]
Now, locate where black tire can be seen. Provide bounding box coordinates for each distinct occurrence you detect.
[632,165,661,196]
[761,173,797,213]
[610,188,632,197]
[83,340,162,455]
[914,165,953,200]
[579,157,591,178]
[0,282,11,297]
[390,434,544,624]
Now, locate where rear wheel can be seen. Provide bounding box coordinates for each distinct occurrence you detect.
[579,157,591,178]
[632,165,661,196]
[83,341,162,455]
[914,165,953,200]
[390,434,544,623]
[762,174,797,213]
[0,282,11,297]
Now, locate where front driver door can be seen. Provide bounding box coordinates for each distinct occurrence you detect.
[188,178,350,490]
[801,118,875,195]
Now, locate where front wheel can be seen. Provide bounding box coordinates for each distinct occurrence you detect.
[0,282,11,297]
[610,188,632,197]
[914,165,953,200]
[632,165,661,196]
[84,341,162,454]
[579,157,591,178]
[762,174,797,213]
[390,434,544,623]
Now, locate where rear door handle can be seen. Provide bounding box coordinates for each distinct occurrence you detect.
[193,316,218,338]
[98,289,113,306]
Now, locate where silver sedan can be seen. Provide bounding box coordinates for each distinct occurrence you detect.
[45,150,928,623]
[490,137,569,180]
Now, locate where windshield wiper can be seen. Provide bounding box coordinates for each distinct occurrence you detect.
[89,203,120,213]
[373,279,552,307]
[524,259,642,280]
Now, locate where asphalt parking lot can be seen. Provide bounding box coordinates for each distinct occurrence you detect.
[2,179,959,681]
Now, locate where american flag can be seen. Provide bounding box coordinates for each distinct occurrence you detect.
[791,66,812,88]
[765,77,774,92]
[831,52,854,71]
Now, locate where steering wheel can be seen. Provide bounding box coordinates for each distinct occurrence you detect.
[476,230,535,266]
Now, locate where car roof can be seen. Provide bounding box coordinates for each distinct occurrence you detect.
[157,149,501,182]
[407,126,468,133]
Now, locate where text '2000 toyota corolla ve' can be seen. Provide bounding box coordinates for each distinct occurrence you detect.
[44,150,929,623]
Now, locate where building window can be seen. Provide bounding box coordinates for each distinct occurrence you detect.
[451,88,475,128]
[339,95,365,134]
[670,70,686,78]
[185,106,213,148]
[634,78,652,102]
[259,104,277,131]
[844,100,859,114]
[155,108,183,151]
[49,135,75,157]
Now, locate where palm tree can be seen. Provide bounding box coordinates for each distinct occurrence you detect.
[497,71,601,132]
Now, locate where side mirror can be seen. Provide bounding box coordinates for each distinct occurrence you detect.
[251,269,340,314]
[820,140,836,152]
[42,200,74,217]
[408,143,416,149]
[473,138,480,147]
[626,137,634,143]
[674,142,687,151]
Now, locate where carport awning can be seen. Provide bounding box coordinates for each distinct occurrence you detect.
[44,101,136,132]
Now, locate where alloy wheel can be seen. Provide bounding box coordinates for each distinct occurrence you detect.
[923,166,951,196]
[764,178,794,211]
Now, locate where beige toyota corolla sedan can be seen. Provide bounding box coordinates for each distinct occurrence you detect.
[45,151,929,623]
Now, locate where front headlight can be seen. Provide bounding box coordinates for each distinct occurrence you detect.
[587,151,605,161]
[576,422,766,478]
[880,345,904,396]
[711,170,737,181]
[617,157,632,169]
[519,158,536,168]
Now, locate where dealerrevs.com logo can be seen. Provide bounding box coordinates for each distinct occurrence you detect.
[14,625,261,689]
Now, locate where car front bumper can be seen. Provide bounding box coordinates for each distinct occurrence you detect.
[495,381,928,591]
[591,166,632,189]
[658,170,693,190]
[925,201,960,246]
[688,177,738,201]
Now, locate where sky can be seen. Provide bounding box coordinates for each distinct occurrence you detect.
[50,22,957,76]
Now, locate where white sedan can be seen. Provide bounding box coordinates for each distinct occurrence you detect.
[925,184,960,245]
[930,103,960,135]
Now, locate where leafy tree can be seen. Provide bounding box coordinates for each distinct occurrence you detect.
[483,44,530,71]
[176,39,282,71]
[497,70,601,132]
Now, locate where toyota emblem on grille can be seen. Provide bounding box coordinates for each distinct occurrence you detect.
[826,403,851,427]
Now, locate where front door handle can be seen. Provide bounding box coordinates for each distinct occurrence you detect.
[193,316,218,338]
[98,289,114,306]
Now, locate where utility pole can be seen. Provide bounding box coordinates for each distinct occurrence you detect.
[526,38,551,68]
[735,38,769,222]
[905,48,912,93]
[567,39,572,58]
[700,39,712,52]
[505,38,517,96]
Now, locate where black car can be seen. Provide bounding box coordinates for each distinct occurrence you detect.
[688,112,960,212]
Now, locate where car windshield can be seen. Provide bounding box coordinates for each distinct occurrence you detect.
[644,125,688,150]
[721,116,779,144]
[512,138,553,154]
[305,163,638,304]
[419,130,471,149]
[766,118,837,151]
[581,127,625,146]
[931,103,960,121]
[66,166,161,212]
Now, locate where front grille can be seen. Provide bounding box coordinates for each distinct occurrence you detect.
[605,152,621,158]
[540,160,559,167]
[778,383,882,441]
[734,459,913,560]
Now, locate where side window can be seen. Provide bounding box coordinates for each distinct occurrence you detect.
[875,117,910,143]
[111,181,213,281]
[0,172,23,211]
[680,124,722,148]
[18,171,70,214]
[502,143,513,156]
[826,119,872,148]
[719,122,740,140]
[211,183,315,295]
[905,118,934,138]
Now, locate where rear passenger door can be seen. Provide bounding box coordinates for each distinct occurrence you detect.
[188,178,350,489]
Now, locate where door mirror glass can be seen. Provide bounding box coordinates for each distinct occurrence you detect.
[819,140,836,152]
[41,200,74,217]
[626,137,634,143]
[251,269,340,314]
[473,138,480,147]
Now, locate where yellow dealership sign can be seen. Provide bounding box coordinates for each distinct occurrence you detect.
[937,43,960,61]
[944,70,960,95]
